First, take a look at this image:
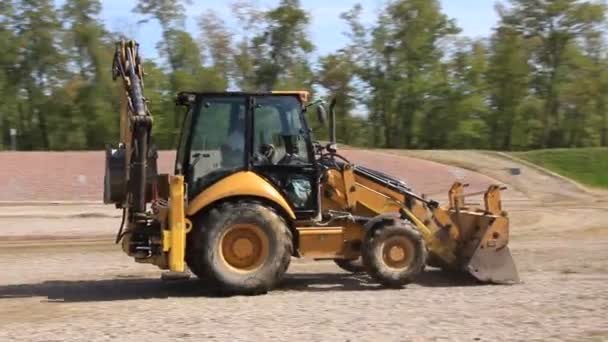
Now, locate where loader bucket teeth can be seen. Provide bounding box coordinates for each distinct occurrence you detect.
[467,245,520,284]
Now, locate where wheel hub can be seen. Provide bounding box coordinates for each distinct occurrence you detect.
[382,236,415,269]
[389,245,405,261]
[220,224,269,272]
[233,238,255,259]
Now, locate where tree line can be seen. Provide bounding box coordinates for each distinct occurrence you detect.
[1,0,607,151]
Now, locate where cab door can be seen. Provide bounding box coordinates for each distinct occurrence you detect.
[249,95,320,220]
[183,95,248,199]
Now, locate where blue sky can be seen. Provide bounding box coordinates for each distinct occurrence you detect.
[59,0,500,61]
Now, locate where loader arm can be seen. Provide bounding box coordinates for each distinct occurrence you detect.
[319,155,519,284]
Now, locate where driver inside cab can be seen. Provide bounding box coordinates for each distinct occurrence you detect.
[222,106,245,167]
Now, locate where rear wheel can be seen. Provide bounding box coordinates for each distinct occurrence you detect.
[362,221,427,288]
[187,200,293,295]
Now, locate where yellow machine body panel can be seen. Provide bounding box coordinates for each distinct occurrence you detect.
[297,221,365,259]
[297,227,345,259]
[162,175,190,272]
[186,171,297,220]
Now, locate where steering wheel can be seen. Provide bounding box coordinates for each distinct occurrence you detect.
[260,144,275,159]
[277,153,307,165]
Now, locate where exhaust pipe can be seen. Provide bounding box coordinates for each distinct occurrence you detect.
[329,97,337,146]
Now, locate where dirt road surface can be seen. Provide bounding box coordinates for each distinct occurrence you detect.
[1,150,607,341]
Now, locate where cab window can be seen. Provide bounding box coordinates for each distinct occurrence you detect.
[187,96,246,195]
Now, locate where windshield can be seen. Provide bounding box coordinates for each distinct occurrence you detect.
[252,96,311,166]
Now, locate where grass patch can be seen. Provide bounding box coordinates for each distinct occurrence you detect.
[513,148,608,189]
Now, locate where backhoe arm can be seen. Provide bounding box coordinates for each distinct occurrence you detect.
[111,39,153,216]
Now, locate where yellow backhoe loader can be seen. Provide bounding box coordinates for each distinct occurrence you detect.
[104,40,519,294]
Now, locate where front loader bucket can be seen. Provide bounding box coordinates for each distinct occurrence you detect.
[462,215,520,284]
[467,244,520,284]
[446,183,520,284]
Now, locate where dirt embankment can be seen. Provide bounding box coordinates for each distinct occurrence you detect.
[0,148,512,241]
[0,149,499,203]
[385,149,608,205]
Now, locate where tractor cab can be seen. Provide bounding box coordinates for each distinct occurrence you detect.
[175,91,324,220]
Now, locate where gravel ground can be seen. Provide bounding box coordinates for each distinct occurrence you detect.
[0,150,607,341]
[0,238,606,342]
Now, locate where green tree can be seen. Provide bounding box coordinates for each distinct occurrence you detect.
[421,39,490,149]
[134,0,190,30]
[0,1,18,149]
[13,0,65,150]
[486,24,530,150]
[341,1,460,148]
[451,40,491,149]
[340,4,385,146]
[387,0,460,148]
[595,56,608,147]
[60,0,117,149]
[3,0,608,153]
[248,0,314,90]
[498,0,606,147]
[563,15,608,147]
[229,0,263,90]
[133,0,192,141]
[316,51,358,145]
[198,9,234,84]
[139,60,174,148]
[134,0,229,146]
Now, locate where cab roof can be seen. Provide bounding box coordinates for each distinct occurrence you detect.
[176,90,309,105]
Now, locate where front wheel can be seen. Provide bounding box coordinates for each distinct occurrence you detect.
[187,200,293,295]
[362,221,427,288]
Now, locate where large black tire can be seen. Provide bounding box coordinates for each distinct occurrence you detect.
[187,200,293,295]
[361,221,427,288]
[185,243,206,279]
[334,258,365,274]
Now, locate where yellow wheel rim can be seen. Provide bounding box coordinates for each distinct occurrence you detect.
[381,236,415,270]
[219,224,269,272]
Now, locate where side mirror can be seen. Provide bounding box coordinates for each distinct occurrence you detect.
[316,104,327,125]
[303,99,327,124]
[176,91,196,106]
